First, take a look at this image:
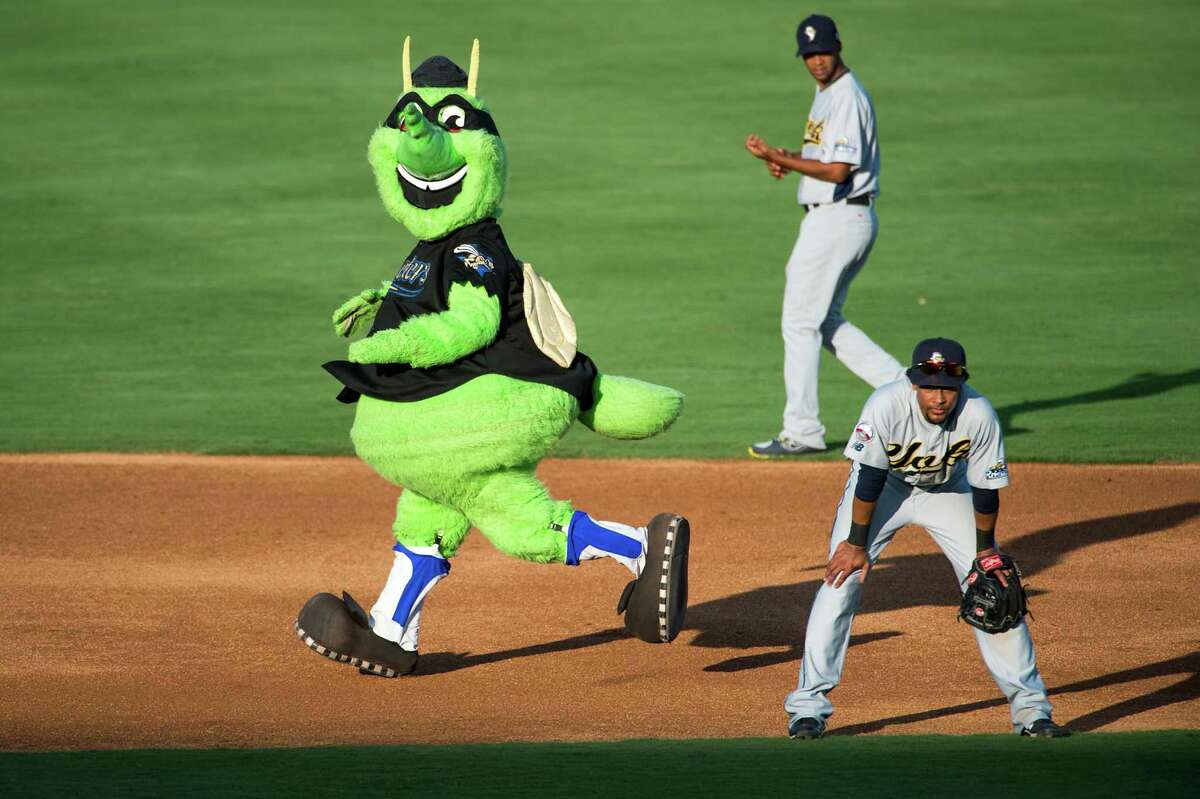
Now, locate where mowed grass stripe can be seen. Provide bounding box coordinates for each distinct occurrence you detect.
[2,732,1199,798]
[2,1,1198,460]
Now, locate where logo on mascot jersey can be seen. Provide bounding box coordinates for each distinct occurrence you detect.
[453,243,495,277]
[389,256,432,298]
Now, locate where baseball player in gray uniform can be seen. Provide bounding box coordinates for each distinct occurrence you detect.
[746,14,905,458]
[784,338,1069,739]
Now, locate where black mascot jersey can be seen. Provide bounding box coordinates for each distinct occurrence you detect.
[324,218,598,409]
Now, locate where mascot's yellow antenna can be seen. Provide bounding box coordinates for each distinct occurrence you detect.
[467,38,480,96]
[402,36,413,93]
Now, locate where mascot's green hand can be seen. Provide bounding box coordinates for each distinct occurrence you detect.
[332,284,389,338]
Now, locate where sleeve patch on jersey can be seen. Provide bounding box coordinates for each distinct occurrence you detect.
[985,460,1009,481]
[833,138,857,155]
[453,243,495,277]
[853,422,873,443]
[851,441,865,452]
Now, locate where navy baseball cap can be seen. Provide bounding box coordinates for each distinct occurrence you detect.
[796,14,841,56]
[906,337,970,388]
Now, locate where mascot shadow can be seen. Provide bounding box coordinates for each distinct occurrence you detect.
[414,501,1199,676]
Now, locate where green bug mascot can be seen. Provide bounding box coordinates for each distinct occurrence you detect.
[294,38,690,677]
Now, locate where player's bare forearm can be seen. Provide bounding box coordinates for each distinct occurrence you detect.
[973,510,1013,586]
[974,510,997,554]
[825,496,875,588]
[852,496,876,527]
[768,149,851,183]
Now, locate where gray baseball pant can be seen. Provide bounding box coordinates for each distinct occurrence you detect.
[780,202,904,448]
[783,463,1053,732]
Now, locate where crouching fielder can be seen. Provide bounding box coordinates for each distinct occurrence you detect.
[784,337,1068,739]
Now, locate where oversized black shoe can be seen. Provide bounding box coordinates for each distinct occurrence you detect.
[294,591,418,677]
[617,513,690,643]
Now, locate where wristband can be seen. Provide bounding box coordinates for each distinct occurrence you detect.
[847,521,869,548]
[975,527,996,552]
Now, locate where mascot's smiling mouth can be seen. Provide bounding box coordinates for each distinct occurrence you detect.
[396,163,468,209]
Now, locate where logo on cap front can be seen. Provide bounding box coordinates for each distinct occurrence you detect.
[805,26,816,41]
[929,352,945,364]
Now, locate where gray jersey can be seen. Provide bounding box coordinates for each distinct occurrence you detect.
[843,379,1009,490]
[796,70,880,206]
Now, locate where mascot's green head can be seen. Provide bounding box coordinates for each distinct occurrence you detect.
[368,37,507,242]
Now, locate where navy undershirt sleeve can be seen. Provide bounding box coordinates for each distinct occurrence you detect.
[854,464,888,502]
[971,486,1000,515]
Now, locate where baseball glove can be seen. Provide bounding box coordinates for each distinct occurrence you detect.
[959,553,1028,634]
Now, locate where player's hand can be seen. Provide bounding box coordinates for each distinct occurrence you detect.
[745,134,771,159]
[825,541,870,588]
[974,547,1011,588]
[766,159,790,179]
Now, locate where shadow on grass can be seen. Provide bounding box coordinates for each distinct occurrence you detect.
[996,368,1200,436]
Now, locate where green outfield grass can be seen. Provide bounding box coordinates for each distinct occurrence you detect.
[2,0,1198,460]
[3,732,1198,798]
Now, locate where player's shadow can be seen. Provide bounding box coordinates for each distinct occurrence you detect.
[830,649,1200,735]
[688,501,1200,671]
[410,501,1197,675]
[995,367,1200,436]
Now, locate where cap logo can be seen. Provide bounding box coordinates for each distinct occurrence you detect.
[929,352,945,364]
[805,26,816,42]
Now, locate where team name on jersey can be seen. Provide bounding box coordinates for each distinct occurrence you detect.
[886,439,971,474]
[389,257,432,298]
[804,119,824,146]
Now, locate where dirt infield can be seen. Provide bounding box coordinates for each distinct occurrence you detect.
[1,454,1197,750]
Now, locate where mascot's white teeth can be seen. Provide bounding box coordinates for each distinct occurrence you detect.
[397,164,468,191]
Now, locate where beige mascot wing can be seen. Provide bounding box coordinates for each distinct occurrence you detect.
[522,262,577,368]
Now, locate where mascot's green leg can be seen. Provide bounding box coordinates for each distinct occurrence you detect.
[392,489,472,558]
[458,467,574,564]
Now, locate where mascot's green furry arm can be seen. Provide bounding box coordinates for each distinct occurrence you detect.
[294,38,692,679]
[346,282,499,367]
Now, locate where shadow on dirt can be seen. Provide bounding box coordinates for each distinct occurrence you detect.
[413,502,1197,677]
[686,502,1199,657]
[417,628,627,675]
[686,501,1200,657]
[703,631,902,673]
[830,649,1200,735]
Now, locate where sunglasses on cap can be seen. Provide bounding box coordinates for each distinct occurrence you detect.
[914,360,967,377]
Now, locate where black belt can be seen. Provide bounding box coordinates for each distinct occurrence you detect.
[806,195,872,212]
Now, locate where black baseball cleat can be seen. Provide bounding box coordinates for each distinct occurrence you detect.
[617,513,690,643]
[788,717,825,740]
[1021,718,1070,738]
[294,591,418,677]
